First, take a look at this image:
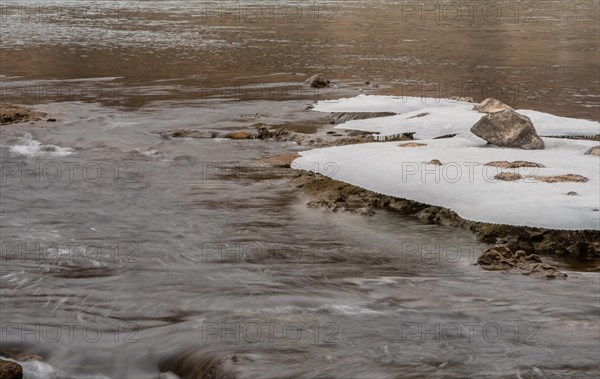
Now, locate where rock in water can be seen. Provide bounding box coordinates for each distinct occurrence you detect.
[584,146,600,156]
[305,73,330,88]
[477,245,567,279]
[473,98,513,113]
[470,109,545,150]
[0,360,23,379]
[0,104,46,125]
[225,131,252,139]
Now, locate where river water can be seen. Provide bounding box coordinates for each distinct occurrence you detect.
[1,1,599,378]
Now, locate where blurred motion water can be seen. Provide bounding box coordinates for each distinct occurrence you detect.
[1,1,599,378]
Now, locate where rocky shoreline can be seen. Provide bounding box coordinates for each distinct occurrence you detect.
[246,105,599,263]
[287,170,600,259]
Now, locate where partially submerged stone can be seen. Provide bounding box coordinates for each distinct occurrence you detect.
[477,245,566,279]
[226,131,253,139]
[305,73,330,88]
[471,109,545,150]
[428,159,442,165]
[473,98,513,113]
[161,129,218,139]
[0,104,46,125]
[258,154,299,168]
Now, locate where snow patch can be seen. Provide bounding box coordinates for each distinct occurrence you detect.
[295,96,600,230]
[313,95,600,139]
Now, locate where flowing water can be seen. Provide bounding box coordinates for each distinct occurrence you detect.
[1,1,599,378]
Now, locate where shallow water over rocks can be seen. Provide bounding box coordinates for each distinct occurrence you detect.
[1,0,599,377]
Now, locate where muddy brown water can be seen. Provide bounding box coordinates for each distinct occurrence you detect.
[1,1,599,378]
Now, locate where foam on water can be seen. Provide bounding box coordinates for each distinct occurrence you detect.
[5,132,75,157]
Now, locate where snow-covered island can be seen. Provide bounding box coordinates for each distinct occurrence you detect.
[293,95,600,231]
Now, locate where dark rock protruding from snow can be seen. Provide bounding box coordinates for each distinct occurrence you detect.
[305,73,330,88]
[471,109,545,150]
[330,111,396,124]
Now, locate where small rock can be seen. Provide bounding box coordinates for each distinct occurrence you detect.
[432,208,464,227]
[567,191,579,196]
[406,112,429,119]
[305,73,330,88]
[0,360,23,379]
[356,207,375,216]
[531,174,588,183]
[495,172,523,181]
[330,112,396,124]
[485,161,545,169]
[163,130,218,139]
[584,146,600,156]
[254,124,272,139]
[473,98,513,113]
[416,206,438,224]
[226,131,252,139]
[378,133,413,142]
[399,142,427,148]
[471,109,545,150]
[428,159,442,165]
[46,118,56,122]
[433,133,457,139]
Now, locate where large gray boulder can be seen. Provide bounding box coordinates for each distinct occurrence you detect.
[471,109,545,150]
